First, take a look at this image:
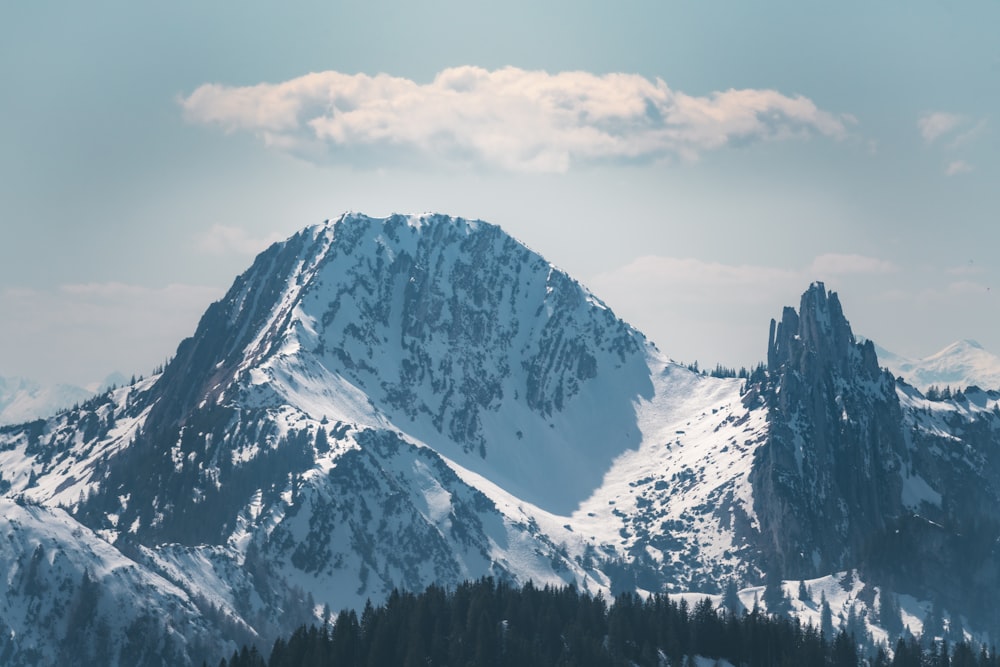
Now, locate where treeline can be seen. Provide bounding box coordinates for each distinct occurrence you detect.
[208,577,1000,667]
[684,360,764,380]
[924,385,965,402]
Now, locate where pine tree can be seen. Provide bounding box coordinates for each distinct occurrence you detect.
[832,629,858,667]
[763,568,790,616]
[722,578,743,615]
[798,579,812,603]
[879,590,904,639]
[821,592,834,639]
[314,427,330,454]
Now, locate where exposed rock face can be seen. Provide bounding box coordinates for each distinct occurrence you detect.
[752,282,1000,627]
[77,214,652,548]
[875,382,1000,626]
[753,282,906,576]
[5,219,1000,664]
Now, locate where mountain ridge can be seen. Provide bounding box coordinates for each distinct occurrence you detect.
[0,376,93,426]
[1,213,999,665]
[872,338,1000,392]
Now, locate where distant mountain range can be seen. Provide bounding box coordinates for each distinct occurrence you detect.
[873,339,1000,392]
[0,373,128,425]
[1,213,998,665]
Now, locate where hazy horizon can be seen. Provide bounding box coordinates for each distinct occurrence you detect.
[2,1,997,387]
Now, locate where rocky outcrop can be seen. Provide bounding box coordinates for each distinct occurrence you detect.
[752,282,906,577]
[751,282,1000,629]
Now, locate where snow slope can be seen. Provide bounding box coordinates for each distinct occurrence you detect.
[1,214,999,663]
[0,376,92,425]
[0,499,233,666]
[0,214,774,660]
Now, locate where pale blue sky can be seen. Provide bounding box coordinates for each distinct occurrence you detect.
[1,1,997,386]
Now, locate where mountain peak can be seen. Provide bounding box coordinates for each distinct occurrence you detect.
[765,282,872,379]
[323,211,491,244]
[878,337,1000,391]
[89,212,654,530]
[0,375,94,425]
[946,338,983,352]
[753,282,902,576]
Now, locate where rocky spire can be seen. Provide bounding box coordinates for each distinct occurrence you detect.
[767,282,880,380]
[752,282,905,578]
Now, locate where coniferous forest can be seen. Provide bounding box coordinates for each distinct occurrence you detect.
[212,578,998,667]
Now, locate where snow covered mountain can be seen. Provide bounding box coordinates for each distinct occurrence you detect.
[0,373,129,426]
[0,498,232,666]
[0,376,93,425]
[1,213,999,664]
[874,339,1000,392]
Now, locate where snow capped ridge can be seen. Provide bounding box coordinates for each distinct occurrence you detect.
[872,337,1000,392]
[62,212,763,619]
[3,215,1000,663]
[0,497,234,666]
[0,375,95,425]
[334,210,490,232]
[225,211,656,512]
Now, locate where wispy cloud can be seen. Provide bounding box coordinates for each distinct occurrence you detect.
[918,112,964,143]
[946,118,988,149]
[197,224,284,256]
[181,66,852,172]
[917,112,986,176]
[945,159,973,176]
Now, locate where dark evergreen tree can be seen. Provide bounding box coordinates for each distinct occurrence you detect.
[762,568,791,616]
[832,629,859,667]
[880,590,904,640]
[314,427,330,454]
[923,602,946,645]
[213,578,1000,667]
[722,578,743,615]
[798,578,811,603]
[821,591,835,639]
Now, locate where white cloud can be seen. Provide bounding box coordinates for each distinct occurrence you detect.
[947,118,988,149]
[181,66,852,172]
[945,159,973,176]
[916,113,984,176]
[197,224,284,256]
[918,111,964,143]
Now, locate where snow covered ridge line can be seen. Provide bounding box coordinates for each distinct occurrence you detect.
[0,372,136,426]
[671,570,979,652]
[0,497,236,665]
[0,376,93,426]
[2,215,1000,664]
[869,338,1000,393]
